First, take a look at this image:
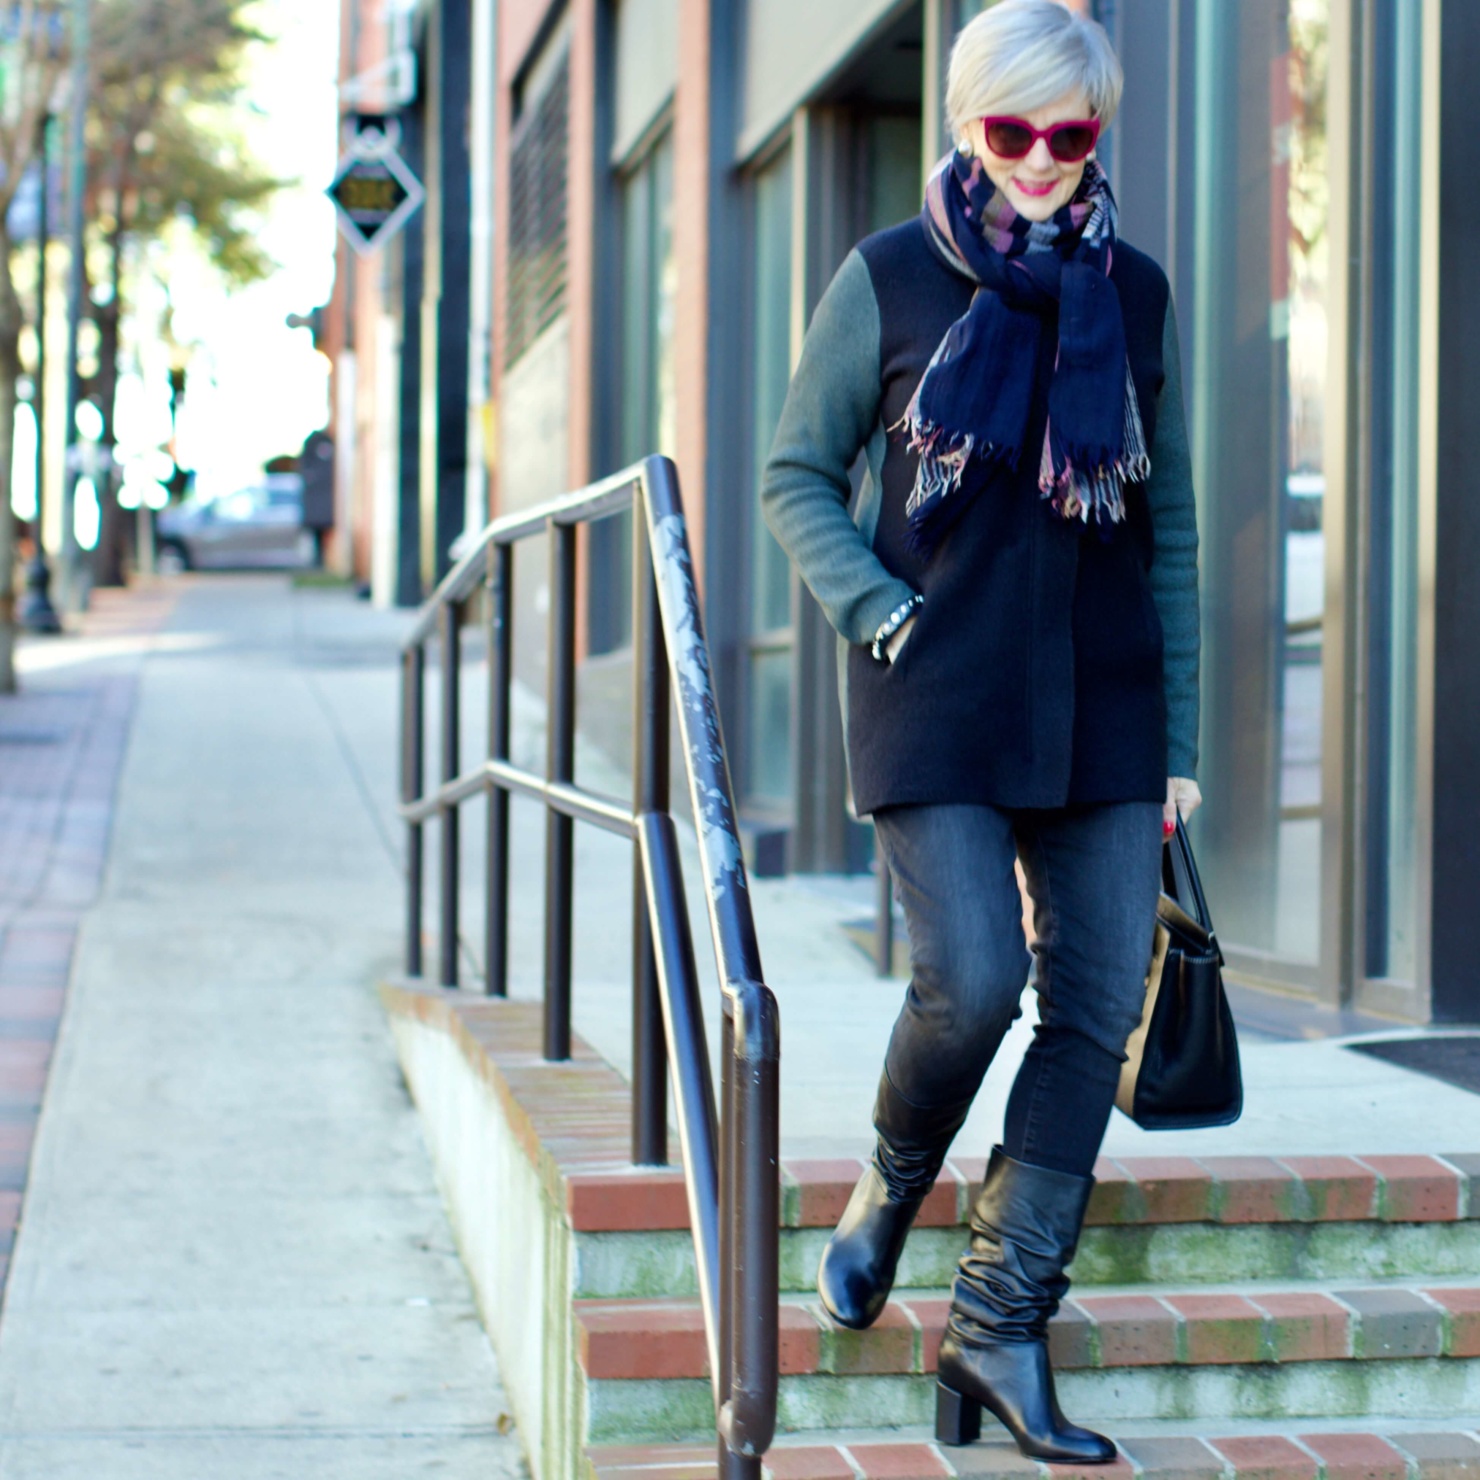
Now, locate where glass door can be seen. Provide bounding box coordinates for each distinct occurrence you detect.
[744,141,798,815]
[1358,0,1425,1012]
[1189,0,1332,986]
[592,128,676,655]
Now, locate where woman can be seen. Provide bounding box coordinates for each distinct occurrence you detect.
[760,0,1201,1463]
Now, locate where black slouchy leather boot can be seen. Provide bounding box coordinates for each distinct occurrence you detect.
[935,1147,1115,1463]
[817,1073,971,1330]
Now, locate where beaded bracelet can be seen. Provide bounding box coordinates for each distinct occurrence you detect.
[871,594,923,663]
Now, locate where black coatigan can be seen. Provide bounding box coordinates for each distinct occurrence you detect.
[761,218,1199,818]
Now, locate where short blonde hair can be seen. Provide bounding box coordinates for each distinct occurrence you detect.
[945,0,1123,147]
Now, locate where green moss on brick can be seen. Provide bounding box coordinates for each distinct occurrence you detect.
[775,1374,932,1433]
[779,1229,830,1295]
[1070,1225,1154,1285]
[573,1231,698,1299]
[585,1377,716,1443]
[895,1227,970,1288]
[1071,1220,1480,1289]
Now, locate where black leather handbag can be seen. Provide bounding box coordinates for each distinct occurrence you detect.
[1115,815,1243,1130]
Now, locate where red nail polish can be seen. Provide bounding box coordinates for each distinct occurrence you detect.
[1163,819,1175,836]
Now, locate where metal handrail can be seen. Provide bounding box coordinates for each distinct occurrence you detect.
[398,456,780,1477]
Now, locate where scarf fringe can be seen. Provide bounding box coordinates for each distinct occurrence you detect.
[1036,363,1151,524]
[901,420,975,520]
[901,413,1029,552]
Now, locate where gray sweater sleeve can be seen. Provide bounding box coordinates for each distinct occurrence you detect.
[1146,296,1201,780]
[760,250,918,647]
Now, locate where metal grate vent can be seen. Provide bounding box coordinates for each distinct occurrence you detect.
[506,45,570,367]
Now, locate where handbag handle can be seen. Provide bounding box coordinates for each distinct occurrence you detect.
[1163,814,1220,952]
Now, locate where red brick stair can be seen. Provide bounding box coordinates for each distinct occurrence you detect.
[575,1281,1480,1379]
[560,1151,1480,1236]
[381,988,1480,1480]
[586,1429,1480,1480]
[571,1153,1480,1443]
[774,1153,1480,1233]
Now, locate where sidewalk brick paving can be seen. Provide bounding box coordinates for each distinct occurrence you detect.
[0,586,172,1306]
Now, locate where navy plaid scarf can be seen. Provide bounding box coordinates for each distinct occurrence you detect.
[899,150,1150,553]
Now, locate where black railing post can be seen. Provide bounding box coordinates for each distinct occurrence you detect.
[632,482,670,1165]
[718,1004,737,1462]
[439,600,461,988]
[403,644,425,978]
[486,541,513,996]
[637,811,720,1319]
[719,1446,762,1480]
[721,982,781,1469]
[544,520,577,1060]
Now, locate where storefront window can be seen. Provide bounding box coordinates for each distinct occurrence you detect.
[592,128,677,655]
[1190,0,1329,972]
[864,115,923,231]
[1364,0,1423,986]
[747,143,795,809]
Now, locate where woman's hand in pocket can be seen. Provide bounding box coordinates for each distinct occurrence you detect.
[885,615,916,665]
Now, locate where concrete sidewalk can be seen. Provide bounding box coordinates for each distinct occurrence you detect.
[0,577,523,1478]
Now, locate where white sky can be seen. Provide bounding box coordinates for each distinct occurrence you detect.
[168,0,341,498]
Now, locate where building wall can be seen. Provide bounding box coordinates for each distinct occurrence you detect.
[331,0,410,599]
[613,0,679,162]
[330,0,1474,1020]
[738,0,909,156]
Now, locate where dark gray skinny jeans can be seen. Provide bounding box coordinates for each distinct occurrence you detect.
[873,801,1163,1176]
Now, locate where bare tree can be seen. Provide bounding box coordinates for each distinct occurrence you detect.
[0,0,280,680]
[0,1,68,693]
[87,0,282,585]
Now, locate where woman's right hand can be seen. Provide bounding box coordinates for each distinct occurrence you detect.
[1164,776,1203,836]
[886,615,916,665]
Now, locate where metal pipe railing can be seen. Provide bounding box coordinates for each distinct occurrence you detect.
[401,644,425,979]
[398,456,780,1475]
[631,527,670,1167]
[545,521,577,1060]
[486,541,512,996]
[439,600,461,989]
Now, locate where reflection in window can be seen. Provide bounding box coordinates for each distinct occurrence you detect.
[747,143,795,808]
[592,129,677,655]
[1365,0,1422,985]
[866,115,923,232]
[748,649,795,805]
[622,131,678,467]
[1191,0,1328,970]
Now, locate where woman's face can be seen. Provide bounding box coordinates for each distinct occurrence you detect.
[963,89,1094,221]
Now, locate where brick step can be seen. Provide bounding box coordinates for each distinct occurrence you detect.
[577,1284,1480,1381]
[581,1154,1480,1232]
[575,1286,1480,1440]
[586,1429,1480,1480]
[572,1154,1480,1300]
[381,993,1480,1476]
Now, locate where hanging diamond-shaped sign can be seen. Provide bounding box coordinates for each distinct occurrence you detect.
[328,119,425,257]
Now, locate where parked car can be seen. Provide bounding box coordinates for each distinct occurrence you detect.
[155,475,314,572]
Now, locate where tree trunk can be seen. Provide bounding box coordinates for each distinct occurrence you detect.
[92,211,125,587]
[0,223,23,693]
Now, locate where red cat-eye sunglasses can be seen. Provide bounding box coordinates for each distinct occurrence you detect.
[979,116,1101,164]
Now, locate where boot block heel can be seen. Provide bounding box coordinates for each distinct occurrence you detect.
[935,1381,982,1446]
